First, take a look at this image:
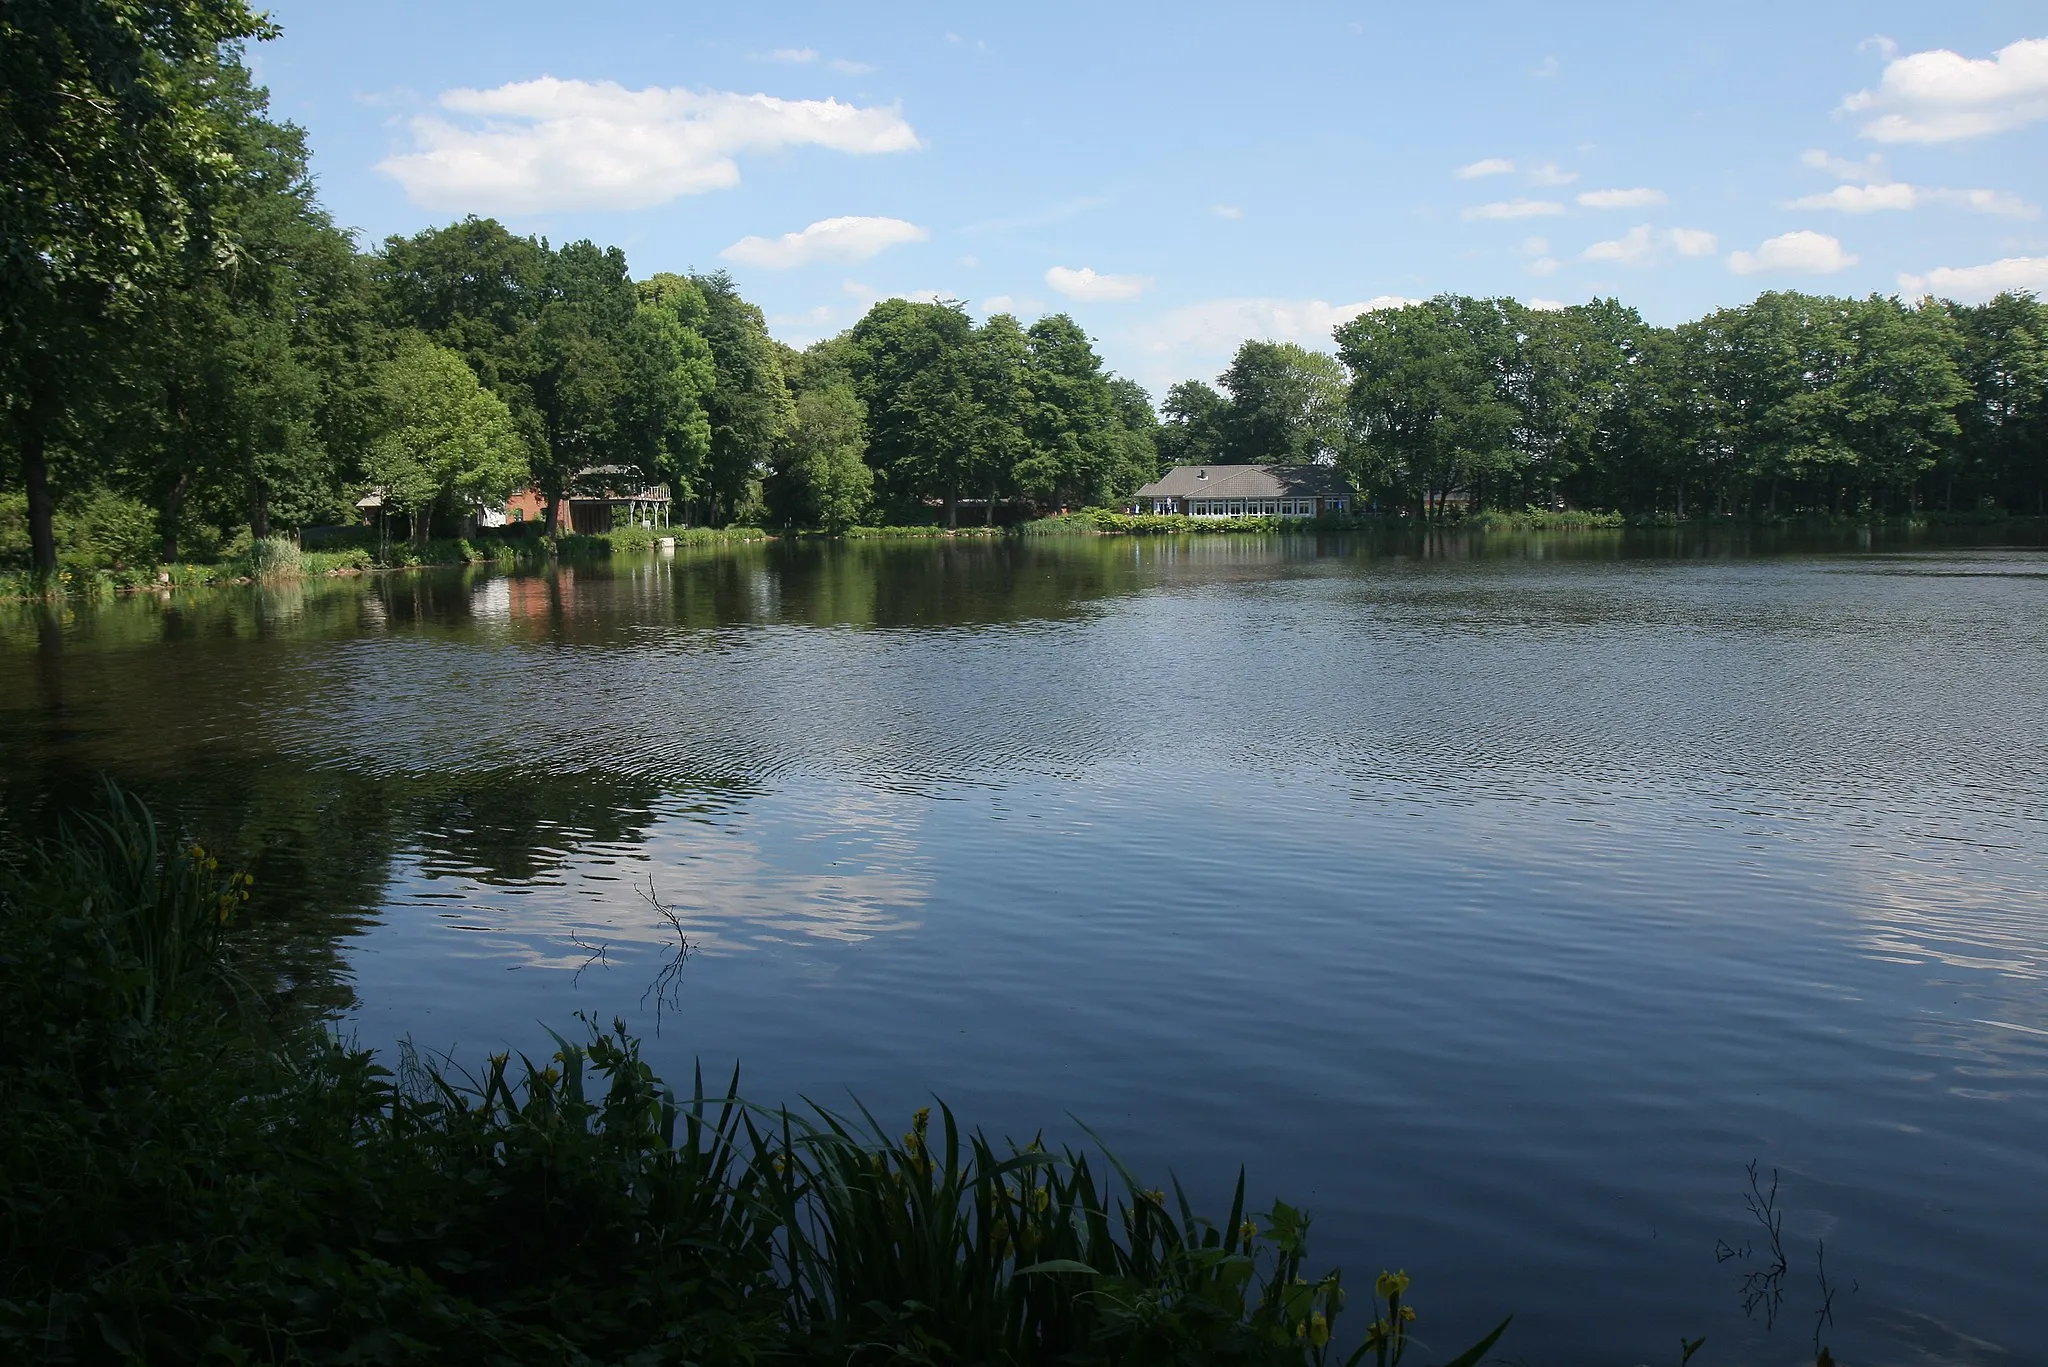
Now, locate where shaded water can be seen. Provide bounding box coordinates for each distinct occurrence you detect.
[4,529,2045,1364]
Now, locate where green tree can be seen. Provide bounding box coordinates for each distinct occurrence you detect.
[690,271,792,525]
[2,0,278,571]
[619,282,716,516]
[767,383,874,532]
[530,240,636,527]
[112,53,366,557]
[1157,380,1230,468]
[1017,314,1126,510]
[1106,377,1161,495]
[845,298,982,523]
[372,217,549,457]
[1218,341,1349,465]
[1837,295,1968,511]
[1336,297,1519,518]
[365,335,529,553]
[1944,292,2048,512]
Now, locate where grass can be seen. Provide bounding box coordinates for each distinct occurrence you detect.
[1025,509,1347,537]
[0,787,1512,1366]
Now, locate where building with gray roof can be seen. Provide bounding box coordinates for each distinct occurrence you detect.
[1130,464,1356,517]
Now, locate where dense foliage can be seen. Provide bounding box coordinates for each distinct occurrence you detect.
[0,789,1511,1366]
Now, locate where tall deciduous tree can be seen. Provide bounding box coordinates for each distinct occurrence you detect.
[768,383,873,532]
[1218,341,1349,465]
[1156,380,1231,468]
[690,271,792,525]
[1336,297,1519,518]
[365,335,529,552]
[2,0,277,571]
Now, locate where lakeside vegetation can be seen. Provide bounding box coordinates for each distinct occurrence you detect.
[0,787,1510,1365]
[8,3,2048,591]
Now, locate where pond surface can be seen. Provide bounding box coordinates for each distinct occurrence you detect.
[4,529,2046,1365]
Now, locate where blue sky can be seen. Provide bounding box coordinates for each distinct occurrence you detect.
[255,0,2048,396]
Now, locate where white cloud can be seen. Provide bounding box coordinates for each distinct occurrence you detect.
[841,280,949,309]
[1578,187,1668,209]
[1728,230,1857,276]
[830,58,876,75]
[1802,148,1888,180]
[1211,204,1245,219]
[1843,36,2048,142]
[982,295,1015,313]
[1668,227,1718,257]
[1945,187,2038,217]
[1530,257,1562,276]
[1141,296,1420,353]
[1581,225,1716,265]
[1790,180,2038,217]
[1525,297,1569,311]
[1463,198,1567,220]
[1534,56,1560,79]
[1582,224,1657,265]
[378,77,921,213]
[1528,162,1579,186]
[721,215,928,268]
[1791,182,1919,212]
[1456,157,1516,179]
[1045,265,1152,301]
[768,47,817,63]
[1898,256,2048,302]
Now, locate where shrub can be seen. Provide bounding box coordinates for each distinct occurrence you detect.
[241,535,304,578]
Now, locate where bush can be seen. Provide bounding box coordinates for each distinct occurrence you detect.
[1464,506,1626,532]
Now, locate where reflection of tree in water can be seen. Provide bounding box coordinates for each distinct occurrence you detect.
[404,769,673,885]
[0,732,729,1018]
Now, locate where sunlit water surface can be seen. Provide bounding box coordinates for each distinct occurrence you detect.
[4,530,2045,1365]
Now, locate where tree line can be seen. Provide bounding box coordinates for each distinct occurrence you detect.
[0,4,1163,574]
[1165,293,2047,521]
[7,4,2048,579]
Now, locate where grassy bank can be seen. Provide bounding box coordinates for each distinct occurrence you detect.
[1025,509,1349,537]
[0,526,776,601]
[0,789,1509,1366]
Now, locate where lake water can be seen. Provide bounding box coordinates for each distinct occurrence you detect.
[4,530,2045,1365]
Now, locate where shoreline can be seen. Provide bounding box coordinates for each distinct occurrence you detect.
[7,511,2045,602]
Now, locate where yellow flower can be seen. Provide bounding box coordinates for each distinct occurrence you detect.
[1375,1270,1410,1301]
[1239,1220,1258,1244]
[1400,1305,1416,1323]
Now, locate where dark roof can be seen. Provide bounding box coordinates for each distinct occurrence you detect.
[1134,464,1355,500]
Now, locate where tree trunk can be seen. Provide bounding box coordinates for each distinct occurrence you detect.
[944,490,958,530]
[985,484,996,526]
[21,402,57,575]
[251,479,271,540]
[161,474,189,563]
[544,491,562,534]
[411,502,431,554]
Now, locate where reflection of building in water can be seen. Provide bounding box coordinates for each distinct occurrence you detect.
[1132,464,1355,517]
